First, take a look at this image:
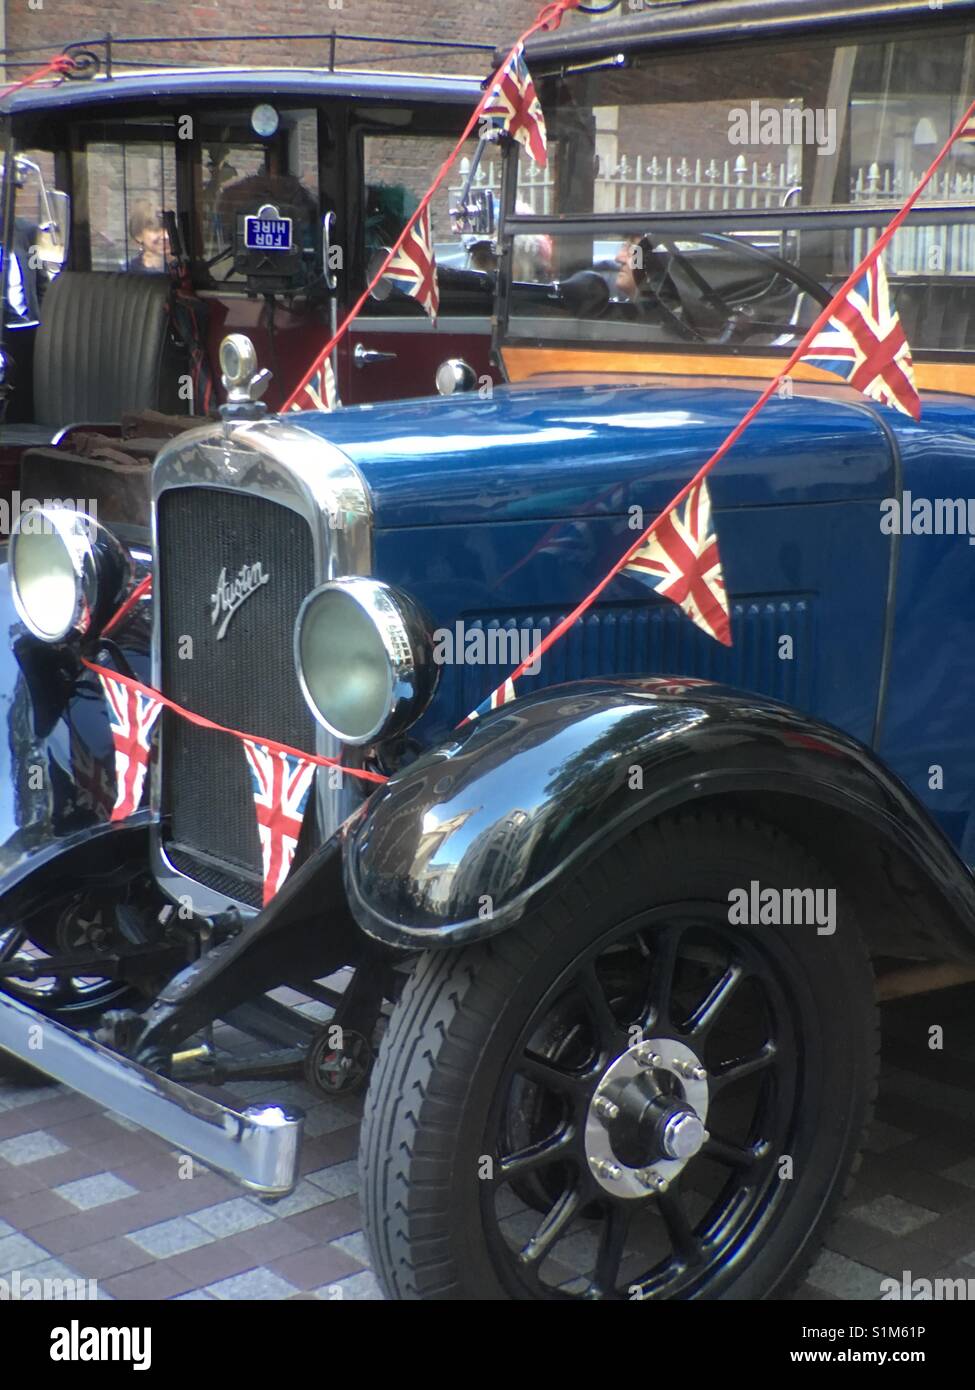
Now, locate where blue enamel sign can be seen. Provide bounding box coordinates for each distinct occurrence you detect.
[244,215,293,251]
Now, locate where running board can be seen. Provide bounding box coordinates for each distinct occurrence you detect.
[0,992,303,1196]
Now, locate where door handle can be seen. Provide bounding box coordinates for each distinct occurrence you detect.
[354,342,398,367]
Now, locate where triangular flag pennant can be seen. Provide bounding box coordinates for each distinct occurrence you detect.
[97,672,163,821]
[383,205,439,319]
[800,256,921,420]
[464,677,517,725]
[623,480,732,646]
[70,727,116,824]
[484,43,548,168]
[242,739,316,906]
[289,355,339,412]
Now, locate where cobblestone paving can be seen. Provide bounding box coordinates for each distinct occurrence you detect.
[2,982,974,1300]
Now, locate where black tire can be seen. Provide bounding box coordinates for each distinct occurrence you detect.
[360,812,878,1300]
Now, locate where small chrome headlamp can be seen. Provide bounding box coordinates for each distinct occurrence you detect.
[435,358,477,395]
[10,506,131,643]
[294,578,437,745]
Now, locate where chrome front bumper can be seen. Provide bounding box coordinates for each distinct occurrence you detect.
[0,992,303,1196]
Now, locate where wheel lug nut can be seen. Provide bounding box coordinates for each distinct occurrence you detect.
[591,1158,622,1181]
[690,1066,706,1081]
[636,1169,668,1193]
[635,1043,660,1067]
[593,1096,620,1123]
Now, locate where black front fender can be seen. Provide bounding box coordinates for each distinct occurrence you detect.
[344,678,975,952]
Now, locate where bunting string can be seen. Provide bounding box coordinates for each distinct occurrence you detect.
[102,573,153,637]
[459,88,975,723]
[45,27,975,893]
[81,658,388,788]
[0,52,76,100]
[281,0,578,411]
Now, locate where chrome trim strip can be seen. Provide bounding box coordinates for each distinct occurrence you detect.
[352,315,492,336]
[0,992,303,1196]
[150,416,373,919]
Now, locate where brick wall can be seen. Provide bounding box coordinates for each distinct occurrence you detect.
[3,0,557,263]
[3,0,545,77]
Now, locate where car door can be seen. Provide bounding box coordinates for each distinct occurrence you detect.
[343,110,497,404]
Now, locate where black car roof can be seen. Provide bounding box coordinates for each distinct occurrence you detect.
[0,66,484,118]
[519,0,975,69]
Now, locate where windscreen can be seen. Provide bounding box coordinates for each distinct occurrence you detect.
[517,27,975,216]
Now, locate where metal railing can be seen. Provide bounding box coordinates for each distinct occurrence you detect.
[0,30,495,77]
[454,151,975,275]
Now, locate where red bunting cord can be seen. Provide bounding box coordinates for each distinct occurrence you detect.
[282,0,580,411]
[102,573,153,637]
[60,32,975,765]
[0,53,76,99]
[460,91,975,721]
[81,658,388,787]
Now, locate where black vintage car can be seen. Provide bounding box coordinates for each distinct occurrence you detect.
[4,0,975,1303]
[0,32,498,519]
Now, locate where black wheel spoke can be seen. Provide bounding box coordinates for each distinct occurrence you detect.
[686,963,744,1036]
[588,1201,632,1298]
[642,923,683,1032]
[518,1049,592,1099]
[519,1183,582,1266]
[0,929,26,964]
[703,1133,766,1170]
[497,1129,575,1184]
[710,1042,776,1095]
[577,962,620,1055]
[659,1184,704,1265]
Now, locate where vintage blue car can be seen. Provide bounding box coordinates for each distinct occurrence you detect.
[3,0,975,1301]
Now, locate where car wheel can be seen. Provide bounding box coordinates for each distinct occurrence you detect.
[360,812,878,1300]
[0,890,141,1083]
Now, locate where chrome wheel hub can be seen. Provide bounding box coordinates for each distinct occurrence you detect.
[584,1037,710,1199]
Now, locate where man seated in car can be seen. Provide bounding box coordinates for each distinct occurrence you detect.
[614,231,674,302]
[4,217,42,326]
[0,158,42,326]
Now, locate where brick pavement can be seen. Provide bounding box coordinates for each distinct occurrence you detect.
[2,982,975,1300]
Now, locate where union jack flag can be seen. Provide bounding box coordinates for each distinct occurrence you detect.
[464,677,517,725]
[384,206,439,319]
[289,355,339,413]
[484,44,547,168]
[242,739,316,906]
[800,257,921,420]
[70,728,115,823]
[637,676,714,695]
[623,480,732,646]
[97,673,163,821]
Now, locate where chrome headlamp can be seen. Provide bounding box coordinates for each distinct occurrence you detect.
[9,506,131,643]
[294,578,437,745]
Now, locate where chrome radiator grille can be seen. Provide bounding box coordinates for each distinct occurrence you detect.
[157,486,317,908]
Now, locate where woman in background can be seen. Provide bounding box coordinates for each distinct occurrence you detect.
[128,202,172,274]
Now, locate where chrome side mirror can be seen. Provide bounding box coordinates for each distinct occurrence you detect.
[367,248,394,302]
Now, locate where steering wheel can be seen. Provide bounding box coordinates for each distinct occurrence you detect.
[631,229,832,344]
[203,244,242,283]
